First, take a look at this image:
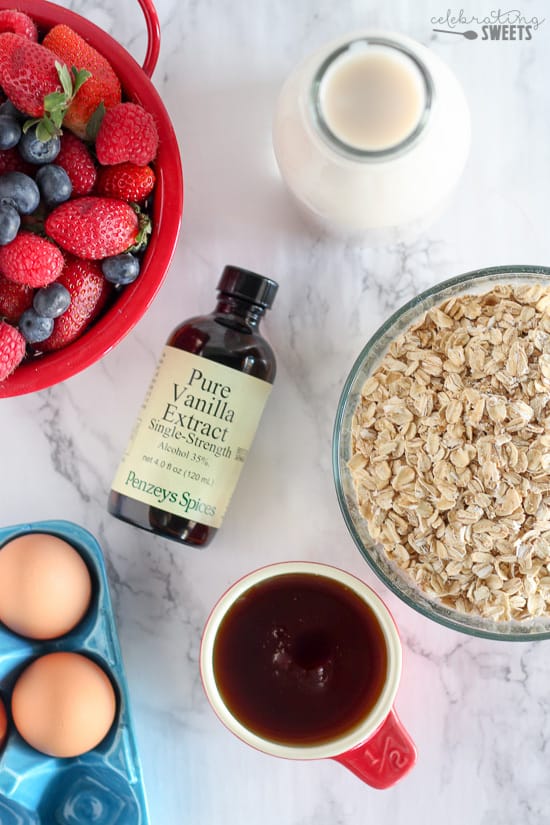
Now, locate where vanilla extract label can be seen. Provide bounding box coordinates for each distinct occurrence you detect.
[111,346,272,528]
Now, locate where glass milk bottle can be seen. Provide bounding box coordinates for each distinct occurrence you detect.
[272,32,471,242]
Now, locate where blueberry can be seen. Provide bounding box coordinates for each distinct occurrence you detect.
[0,202,20,245]
[35,164,72,206]
[0,116,21,150]
[102,253,141,286]
[18,309,54,344]
[18,126,60,164]
[33,283,71,318]
[0,172,40,215]
[0,100,25,121]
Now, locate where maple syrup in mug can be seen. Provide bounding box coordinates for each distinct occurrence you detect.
[211,572,388,746]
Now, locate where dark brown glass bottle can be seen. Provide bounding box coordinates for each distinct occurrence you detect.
[108,266,278,547]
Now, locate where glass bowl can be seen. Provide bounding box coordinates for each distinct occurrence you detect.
[333,265,550,641]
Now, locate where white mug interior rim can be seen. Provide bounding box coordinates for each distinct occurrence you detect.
[200,561,402,760]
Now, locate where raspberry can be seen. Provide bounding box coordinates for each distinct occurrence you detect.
[0,231,64,287]
[0,273,34,321]
[56,132,97,196]
[0,319,25,381]
[0,11,37,41]
[95,102,159,166]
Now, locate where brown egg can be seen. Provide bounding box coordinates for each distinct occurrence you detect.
[0,533,92,639]
[0,695,7,750]
[12,652,117,758]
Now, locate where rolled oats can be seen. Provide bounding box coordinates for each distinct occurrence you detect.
[350,285,550,621]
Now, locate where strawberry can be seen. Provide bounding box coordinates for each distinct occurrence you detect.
[0,274,34,321]
[35,258,111,352]
[0,33,61,116]
[0,33,90,139]
[45,197,140,259]
[96,162,155,203]
[56,132,97,195]
[0,319,25,380]
[95,103,158,166]
[0,231,64,287]
[0,10,37,41]
[0,32,26,83]
[42,24,121,139]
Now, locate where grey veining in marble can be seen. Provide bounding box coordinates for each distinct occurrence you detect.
[2,0,550,823]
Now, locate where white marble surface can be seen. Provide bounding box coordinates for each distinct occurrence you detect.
[2,0,550,822]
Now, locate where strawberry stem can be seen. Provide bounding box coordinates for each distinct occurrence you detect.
[24,63,92,142]
[130,206,152,252]
[86,102,106,142]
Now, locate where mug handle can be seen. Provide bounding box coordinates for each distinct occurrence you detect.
[333,709,417,789]
[136,0,161,77]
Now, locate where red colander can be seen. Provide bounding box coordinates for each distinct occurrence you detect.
[0,0,183,398]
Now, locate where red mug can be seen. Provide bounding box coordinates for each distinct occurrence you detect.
[200,562,416,788]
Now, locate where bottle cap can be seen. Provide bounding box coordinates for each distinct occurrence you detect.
[218,266,279,309]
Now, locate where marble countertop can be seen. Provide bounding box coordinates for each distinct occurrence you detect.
[3,0,550,822]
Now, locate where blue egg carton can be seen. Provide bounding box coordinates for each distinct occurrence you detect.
[0,520,150,825]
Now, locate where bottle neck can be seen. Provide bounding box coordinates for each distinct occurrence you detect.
[214,294,266,331]
[310,36,434,162]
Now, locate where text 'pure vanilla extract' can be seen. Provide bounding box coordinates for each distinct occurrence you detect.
[108,266,278,547]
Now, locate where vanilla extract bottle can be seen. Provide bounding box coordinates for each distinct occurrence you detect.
[108,266,278,547]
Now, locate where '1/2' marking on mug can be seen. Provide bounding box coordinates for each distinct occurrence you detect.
[363,734,412,773]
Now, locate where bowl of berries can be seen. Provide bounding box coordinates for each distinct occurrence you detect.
[0,0,183,397]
